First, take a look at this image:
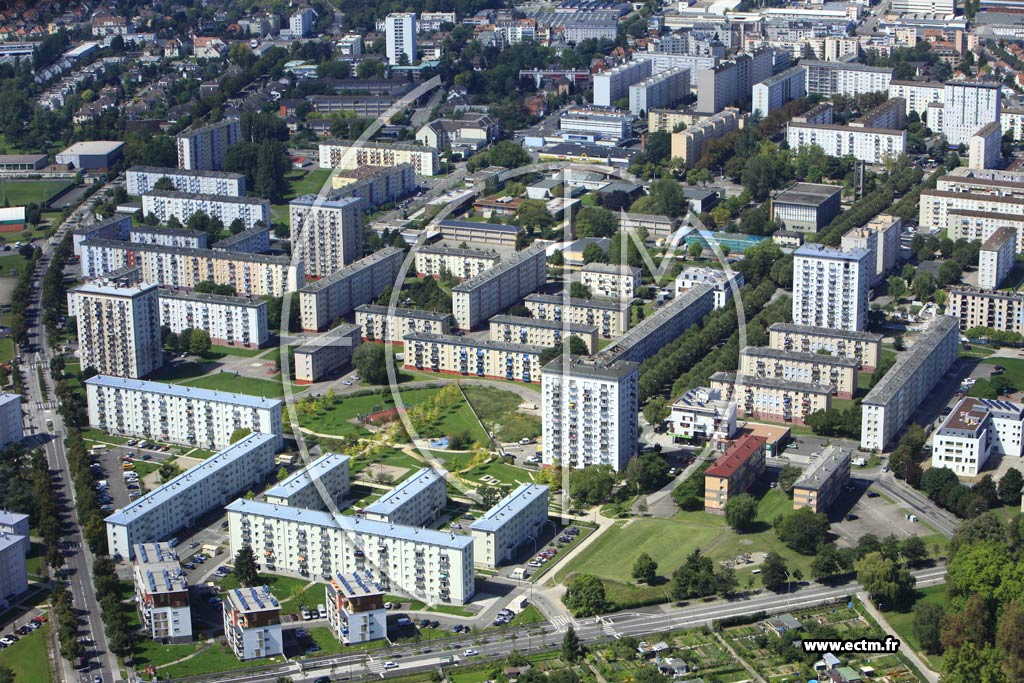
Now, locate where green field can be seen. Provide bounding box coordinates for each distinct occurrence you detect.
[0,179,71,207]
[285,169,333,199]
[0,253,29,278]
[0,623,51,682]
[161,642,282,679]
[178,371,289,398]
[883,585,949,671]
[463,386,541,443]
[981,357,1024,387]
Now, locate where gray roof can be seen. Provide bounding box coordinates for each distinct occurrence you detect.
[321,139,435,154]
[862,316,959,407]
[178,118,238,138]
[489,315,597,335]
[470,483,548,533]
[801,60,893,74]
[741,346,858,368]
[453,244,545,294]
[158,288,266,308]
[438,219,522,235]
[525,293,629,312]
[541,354,639,380]
[418,245,500,260]
[793,445,850,491]
[404,332,546,355]
[214,226,270,249]
[299,247,403,294]
[263,453,350,500]
[130,225,206,239]
[0,509,27,527]
[356,304,451,322]
[581,262,641,276]
[362,468,443,517]
[81,238,290,266]
[128,165,245,181]
[768,322,883,343]
[756,64,805,87]
[293,324,360,356]
[774,182,843,207]
[710,371,832,395]
[86,375,283,410]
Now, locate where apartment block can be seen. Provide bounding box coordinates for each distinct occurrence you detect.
[129,226,207,249]
[293,324,362,385]
[669,387,737,445]
[319,141,439,176]
[72,214,131,256]
[669,108,740,167]
[840,214,901,286]
[86,376,284,451]
[786,122,907,164]
[979,226,1016,290]
[792,446,851,513]
[404,333,543,383]
[696,51,771,114]
[620,212,679,237]
[593,60,652,107]
[363,468,447,527]
[524,293,630,338]
[943,81,1001,147]
[931,397,1024,477]
[290,195,363,278]
[68,282,163,379]
[106,434,277,559]
[1001,106,1024,142]
[263,453,351,511]
[860,316,959,451]
[326,571,387,645]
[740,346,858,399]
[158,289,268,349]
[79,239,302,298]
[947,289,1024,334]
[771,183,842,233]
[675,267,744,309]
[559,107,633,141]
[628,67,690,117]
[852,98,907,130]
[541,356,639,472]
[299,248,405,332]
[0,394,22,450]
[768,322,883,371]
[921,190,1024,233]
[126,166,246,197]
[452,244,547,330]
[331,164,417,213]
[888,80,945,118]
[0,530,26,609]
[176,119,241,171]
[802,60,892,97]
[470,484,549,568]
[355,305,451,344]
[226,498,475,604]
[710,372,831,425]
[414,246,500,281]
[752,65,806,117]
[596,284,715,365]
[214,227,271,255]
[132,542,192,643]
[937,167,1024,195]
[703,434,766,513]
[436,220,524,248]
[385,12,417,65]
[489,315,599,353]
[793,244,870,332]
[142,191,270,232]
[969,121,1002,170]
[223,586,283,661]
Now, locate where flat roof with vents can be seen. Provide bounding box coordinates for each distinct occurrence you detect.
[470,483,549,533]
[362,468,443,518]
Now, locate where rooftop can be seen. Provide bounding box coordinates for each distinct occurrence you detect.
[741,345,858,367]
[133,542,188,594]
[290,194,362,209]
[795,243,869,262]
[581,262,642,276]
[768,322,882,343]
[470,483,548,533]
[215,226,270,250]
[862,316,959,407]
[330,570,384,598]
[130,225,206,239]
[792,445,850,491]
[525,292,630,311]
[788,121,906,136]
[143,189,267,207]
[489,314,598,334]
[0,509,26,527]
[710,371,833,394]
[87,375,282,410]
[418,245,500,260]
[299,247,403,294]
[293,324,360,356]
[59,140,124,155]
[705,434,765,478]
[801,60,893,73]
[363,468,443,517]
[127,165,245,181]
[453,244,545,294]
[263,453,350,500]
[774,182,843,206]
[355,304,451,322]
[81,238,291,266]
[157,288,265,308]
[438,219,523,235]
[541,354,639,380]
[403,332,546,355]
[321,140,435,154]
[981,225,1016,252]
[70,281,158,299]
[225,585,280,614]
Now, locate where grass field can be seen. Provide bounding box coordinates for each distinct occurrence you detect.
[286,169,333,199]
[178,371,289,398]
[162,642,282,679]
[0,623,51,682]
[981,357,1024,387]
[463,386,541,443]
[871,585,949,671]
[0,253,29,278]
[0,179,71,207]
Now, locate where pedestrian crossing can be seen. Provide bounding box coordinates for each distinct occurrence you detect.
[597,616,619,639]
[366,658,387,675]
[550,615,578,632]
[34,401,57,410]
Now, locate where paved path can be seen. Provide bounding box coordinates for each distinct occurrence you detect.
[633,446,710,517]
[858,591,939,683]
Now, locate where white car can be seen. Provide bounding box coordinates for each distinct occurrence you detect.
[383,661,399,669]
[464,649,479,657]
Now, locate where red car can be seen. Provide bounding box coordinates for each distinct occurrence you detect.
[31,615,47,624]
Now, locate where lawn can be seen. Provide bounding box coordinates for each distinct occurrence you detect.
[0,253,29,278]
[205,345,267,358]
[286,169,333,199]
[161,642,283,679]
[178,371,289,398]
[883,585,949,671]
[152,359,221,382]
[133,638,204,670]
[981,357,1024,387]
[0,623,51,683]
[0,179,71,207]
[426,603,474,617]
[463,385,541,443]
[218,573,311,607]
[25,542,46,580]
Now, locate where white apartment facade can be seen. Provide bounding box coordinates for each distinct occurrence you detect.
[840,214,901,286]
[943,81,1001,147]
[669,387,737,445]
[385,13,417,65]
[888,80,945,118]
[470,484,549,568]
[593,60,652,107]
[947,289,1024,334]
[142,191,270,231]
[709,372,832,425]
[675,267,744,309]
[290,195,363,278]
[68,282,163,379]
[299,248,405,332]
[969,121,1002,170]
[414,246,500,281]
[158,289,268,348]
[580,263,642,300]
[363,468,447,527]
[404,333,544,383]
[176,119,241,171]
[0,394,22,450]
[325,571,387,645]
[525,293,630,338]
[263,453,351,511]
[803,61,893,97]
[129,226,207,249]
[768,322,883,371]
[319,141,439,176]
[628,67,690,117]
[126,166,246,197]
[293,324,362,384]
[931,397,1024,477]
[355,305,451,343]
[786,122,907,164]
[793,244,870,332]
[452,244,547,330]
[979,225,1016,290]
[0,532,26,609]
[132,542,192,643]
[488,315,599,353]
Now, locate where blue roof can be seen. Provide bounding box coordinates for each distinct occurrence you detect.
[225,498,474,549]
[105,434,276,526]
[363,468,443,517]
[470,483,548,533]
[0,509,27,527]
[263,453,350,500]
[86,375,283,410]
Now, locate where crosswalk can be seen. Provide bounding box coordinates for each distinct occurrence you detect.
[34,400,57,410]
[366,658,387,675]
[550,615,578,632]
[597,615,620,639]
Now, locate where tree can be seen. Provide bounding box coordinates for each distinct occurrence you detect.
[230,428,252,444]
[942,643,1008,683]
[912,271,936,301]
[777,465,802,495]
[632,552,658,584]
[914,602,945,655]
[567,466,615,505]
[582,242,608,264]
[624,453,669,493]
[569,282,592,299]
[514,200,554,234]
[888,275,907,302]
[997,600,1024,682]
[276,466,289,482]
[564,575,607,617]
[562,626,582,662]
[642,396,670,428]
[688,242,703,260]
[811,543,853,582]
[576,207,618,238]
[999,468,1023,506]
[761,552,788,592]
[234,545,259,587]
[856,551,916,609]
[775,507,830,554]
[671,548,718,599]
[478,484,506,508]
[188,329,212,355]
[353,343,388,384]
[902,535,928,564]
[716,565,739,597]
[0,665,14,683]
[724,493,758,532]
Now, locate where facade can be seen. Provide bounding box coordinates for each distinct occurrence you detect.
[126,166,245,197]
[325,571,387,645]
[158,289,268,348]
[802,61,892,97]
[132,542,192,643]
[979,226,1016,290]
[541,356,640,472]
[68,282,163,379]
[176,119,241,171]
[752,65,806,117]
[105,434,278,559]
[771,183,842,233]
[299,248,405,332]
[385,13,417,65]
[142,191,270,231]
[942,81,1001,147]
[628,67,690,117]
[214,227,271,254]
[129,226,207,249]
[888,80,945,117]
[768,322,882,371]
[79,239,302,298]
[710,372,832,425]
[593,60,652,107]
[695,51,771,114]
[290,195,362,278]
[223,586,283,661]
[559,108,633,142]
[489,315,599,353]
[921,190,1024,232]
[0,394,22,450]
[669,108,740,167]
[792,446,851,513]
[947,289,1024,334]
[414,246,499,281]
[293,324,362,385]
[263,453,351,511]
[703,434,766,513]
[436,220,524,248]
[840,214,901,285]
[55,140,124,170]
[786,122,907,164]
[0,531,26,609]
[452,244,547,330]
[580,263,642,301]
[355,305,451,344]
[969,122,1002,170]
[1002,107,1024,142]
[319,141,439,177]
[739,346,858,399]
[620,212,678,237]
[852,98,907,130]
[225,498,475,604]
[669,387,737,445]
[86,376,284,451]
[595,284,715,364]
[403,333,543,383]
[524,293,630,338]
[72,214,132,257]
[363,468,447,527]
[331,164,417,213]
[416,115,500,154]
[470,484,549,568]
[793,244,870,332]
[931,397,1024,477]
[860,316,959,451]
[675,267,744,309]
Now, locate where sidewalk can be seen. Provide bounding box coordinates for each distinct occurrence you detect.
[857,592,939,683]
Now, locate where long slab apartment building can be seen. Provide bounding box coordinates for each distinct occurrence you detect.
[319,141,439,176]
[767,322,883,371]
[524,293,630,338]
[126,166,246,197]
[299,247,405,332]
[107,434,278,559]
[710,371,832,424]
[141,190,270,231]
[403,333,544,383]
[86,376,284,451]
[158,289,268,349]
[263,453,350,511]
[739,345,858,399]
[452,244,547,329]
[354,305,452,343]
[489,315,599,353]
[414,246,500,281]
[363,468,447,527]
[293,324,362,384]
[470,483,549,568]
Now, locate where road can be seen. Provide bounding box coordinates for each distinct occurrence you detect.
[21,185,122,682]
[213,565,946,683]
